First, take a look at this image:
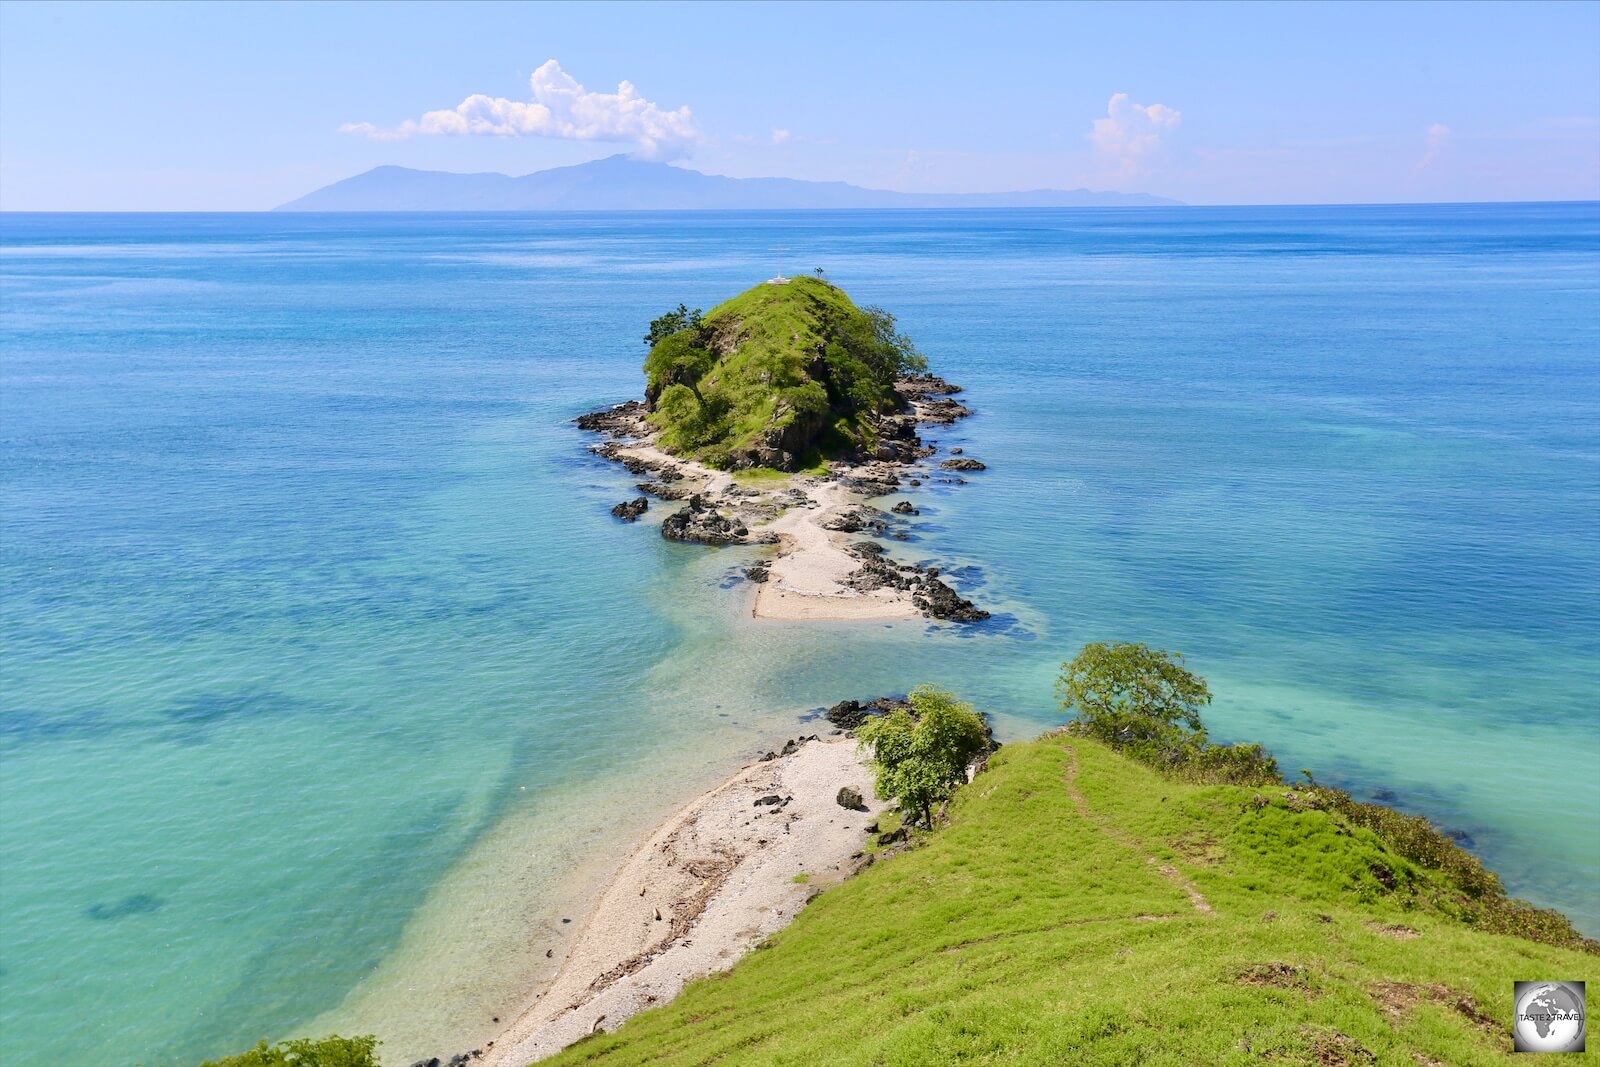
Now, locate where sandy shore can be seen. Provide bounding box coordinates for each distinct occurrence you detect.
[752,479,920,621]
[604,438,922,623]
[479,736,880,1065]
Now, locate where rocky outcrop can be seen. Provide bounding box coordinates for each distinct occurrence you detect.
[611,497,648,522]
[637,480,695,501]
[912,576,990,621]
[575,401,649,435]
[825,695,915,730]
[660,494,779,546]
[822,505,887,535]
[895,373,963,397]
[915,397,973,424]
[939,457,987,471]
[836,787,867,811]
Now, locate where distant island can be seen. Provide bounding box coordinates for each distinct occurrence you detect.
[274,154,1182,212]
[577,273,990,623]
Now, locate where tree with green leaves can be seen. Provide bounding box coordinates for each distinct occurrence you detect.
[856,686,991,828]
[1055,641,1211,753]
[644,330,717,405]
[1054,641,1277,783]
[643,303,704,348]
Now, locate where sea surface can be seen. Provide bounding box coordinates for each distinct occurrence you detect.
[2,205,1597,1066]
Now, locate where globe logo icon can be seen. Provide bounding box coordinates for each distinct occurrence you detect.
[1513,981,1585,1053]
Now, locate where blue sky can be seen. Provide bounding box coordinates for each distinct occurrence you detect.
[1,0,1597,209]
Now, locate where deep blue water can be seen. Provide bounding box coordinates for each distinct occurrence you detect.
[2,205,1597,1065]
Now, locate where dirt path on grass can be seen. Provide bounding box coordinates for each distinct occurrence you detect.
[1062,742,1215,915]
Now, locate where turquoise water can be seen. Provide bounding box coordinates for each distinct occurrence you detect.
[2,205,1597,1065]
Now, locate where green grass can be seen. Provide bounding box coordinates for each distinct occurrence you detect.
[542,735,1597,1066]
[730,467,795,486]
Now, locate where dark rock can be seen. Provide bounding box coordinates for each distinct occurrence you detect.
[826,700,867,729]
[745,562,770,583]
[876,828,908,846]
[636,480,694,501]
[661,494,778,546]
[918,397,972,423]
[950,447,963,455]
[836,787,866,811]
[822,505,885,534]
[939,457,986,471]
[610,497,649,522]
[759,751,778,762]
[754,795,783,807]
[845,552,917,593]
[575,400,648,435]
[848,541,885,557]
[909,478,922,486]
[891,501,918,515]
[781,738,799,755]
[912,577,990,621]
[895,373,963,397]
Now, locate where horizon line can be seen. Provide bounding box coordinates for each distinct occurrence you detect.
[3,199,1599,215]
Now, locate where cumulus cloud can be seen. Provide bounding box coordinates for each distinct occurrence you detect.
[340,60,699,159]
[770,128,792,145]
[1090,92,1181,176]
[1414,122,1452,173]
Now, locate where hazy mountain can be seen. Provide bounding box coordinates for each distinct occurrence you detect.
[275,155,1181,211]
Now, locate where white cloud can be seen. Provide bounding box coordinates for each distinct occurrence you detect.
[1414,123,1452,173]
[340,60,699,159]
[770,128,792,145]
[1090,93,1182,177]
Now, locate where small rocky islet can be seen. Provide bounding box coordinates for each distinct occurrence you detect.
[577,275,989,623]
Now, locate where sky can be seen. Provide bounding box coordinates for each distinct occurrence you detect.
[1,0,1597,210]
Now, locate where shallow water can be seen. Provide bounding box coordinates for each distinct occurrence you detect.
[1,205,1596,1065]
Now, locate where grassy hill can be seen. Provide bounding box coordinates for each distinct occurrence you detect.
[543,734,1596,1066]
[643,275,924,470]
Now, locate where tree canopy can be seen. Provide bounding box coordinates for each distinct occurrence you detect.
[1056,641,1276,783]
[640,277,928,470]
[856,686,991,828]
[643,303,704,348]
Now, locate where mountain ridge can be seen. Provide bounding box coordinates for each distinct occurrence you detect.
[275,154,1182,211]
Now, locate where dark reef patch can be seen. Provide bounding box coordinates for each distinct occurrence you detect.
[85,893,165,921]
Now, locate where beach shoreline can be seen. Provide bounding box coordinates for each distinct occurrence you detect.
[478,735,880,1065]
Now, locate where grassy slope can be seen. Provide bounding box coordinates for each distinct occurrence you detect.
[543,736,1596,1066]
[652,276,879,465]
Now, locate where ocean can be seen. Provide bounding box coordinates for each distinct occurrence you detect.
[1,204,1596,1066]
